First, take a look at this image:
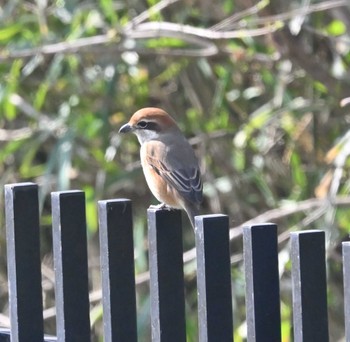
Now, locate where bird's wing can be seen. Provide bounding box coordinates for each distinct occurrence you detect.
[145,149,202,206]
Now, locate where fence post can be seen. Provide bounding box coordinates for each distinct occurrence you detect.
[243,224,281,342]
[343,241,350,341]
[148,208,186,342]
[0,329,10,342]
[291,230,329,342]
[195,214,233,342]
[4,183,44,342]
[51,191,91,342]
[98,199,137,342]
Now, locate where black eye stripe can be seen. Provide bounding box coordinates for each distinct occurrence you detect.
[137,121,159,131]
[138,121,148,128]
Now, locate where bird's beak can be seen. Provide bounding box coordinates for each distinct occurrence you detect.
[119,123,133,133]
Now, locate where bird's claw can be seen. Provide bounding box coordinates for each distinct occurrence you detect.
[149,203,173,211]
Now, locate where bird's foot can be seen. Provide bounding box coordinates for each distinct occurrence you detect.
[149,203,174,211]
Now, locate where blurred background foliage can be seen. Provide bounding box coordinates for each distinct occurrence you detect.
[1,0,350,340]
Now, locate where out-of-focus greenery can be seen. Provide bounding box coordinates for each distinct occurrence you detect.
[1,0,350,340]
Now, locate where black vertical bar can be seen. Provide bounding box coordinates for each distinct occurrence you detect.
[98,199,137,342]
[291,230,329,342]
[51,191,91,342]
[343,242,350,342]
[0,328,10,341]
[243,224,281,342]
[195,214,233,342]
[4,183,44,342]
[148,208,186,342]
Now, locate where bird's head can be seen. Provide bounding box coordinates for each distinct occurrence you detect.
[119,107,180,144]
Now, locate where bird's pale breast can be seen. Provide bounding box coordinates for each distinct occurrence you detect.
[140,143,182,208]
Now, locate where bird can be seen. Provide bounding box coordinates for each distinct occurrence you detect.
[119,107,202,228]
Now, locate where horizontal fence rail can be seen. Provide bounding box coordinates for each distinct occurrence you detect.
[0,182,341,341]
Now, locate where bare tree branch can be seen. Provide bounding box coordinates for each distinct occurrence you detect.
[182,196,350,265]
[1,0,347,61]
[222,0,348,30]
[0,128,32,141]
[125,0,181,29]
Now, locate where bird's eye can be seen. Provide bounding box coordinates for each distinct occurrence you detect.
[138,121,148,129]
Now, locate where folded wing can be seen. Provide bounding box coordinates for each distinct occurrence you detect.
[146,154,202,207]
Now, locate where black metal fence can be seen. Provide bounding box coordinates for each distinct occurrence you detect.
[0,182,343,341]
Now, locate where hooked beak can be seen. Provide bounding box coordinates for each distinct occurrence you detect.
[119,123,133,133]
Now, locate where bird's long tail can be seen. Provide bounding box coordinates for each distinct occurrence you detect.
[184,202,200,230]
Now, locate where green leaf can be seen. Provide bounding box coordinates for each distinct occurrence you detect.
[34,82,49,110]
[290,151,307,197]
[326,20,346,36]
[84,185,98,233]
[146,37,186,49]
[0,24,22,41]
[99,0,118,24]
[252,169,277,207]
[233,148,246,172]
[3,59,23,120]
[19,140,45,178]
[0,140,24,163]
[314,81,327,94]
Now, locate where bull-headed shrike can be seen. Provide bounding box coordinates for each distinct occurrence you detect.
[119,107,202,228]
